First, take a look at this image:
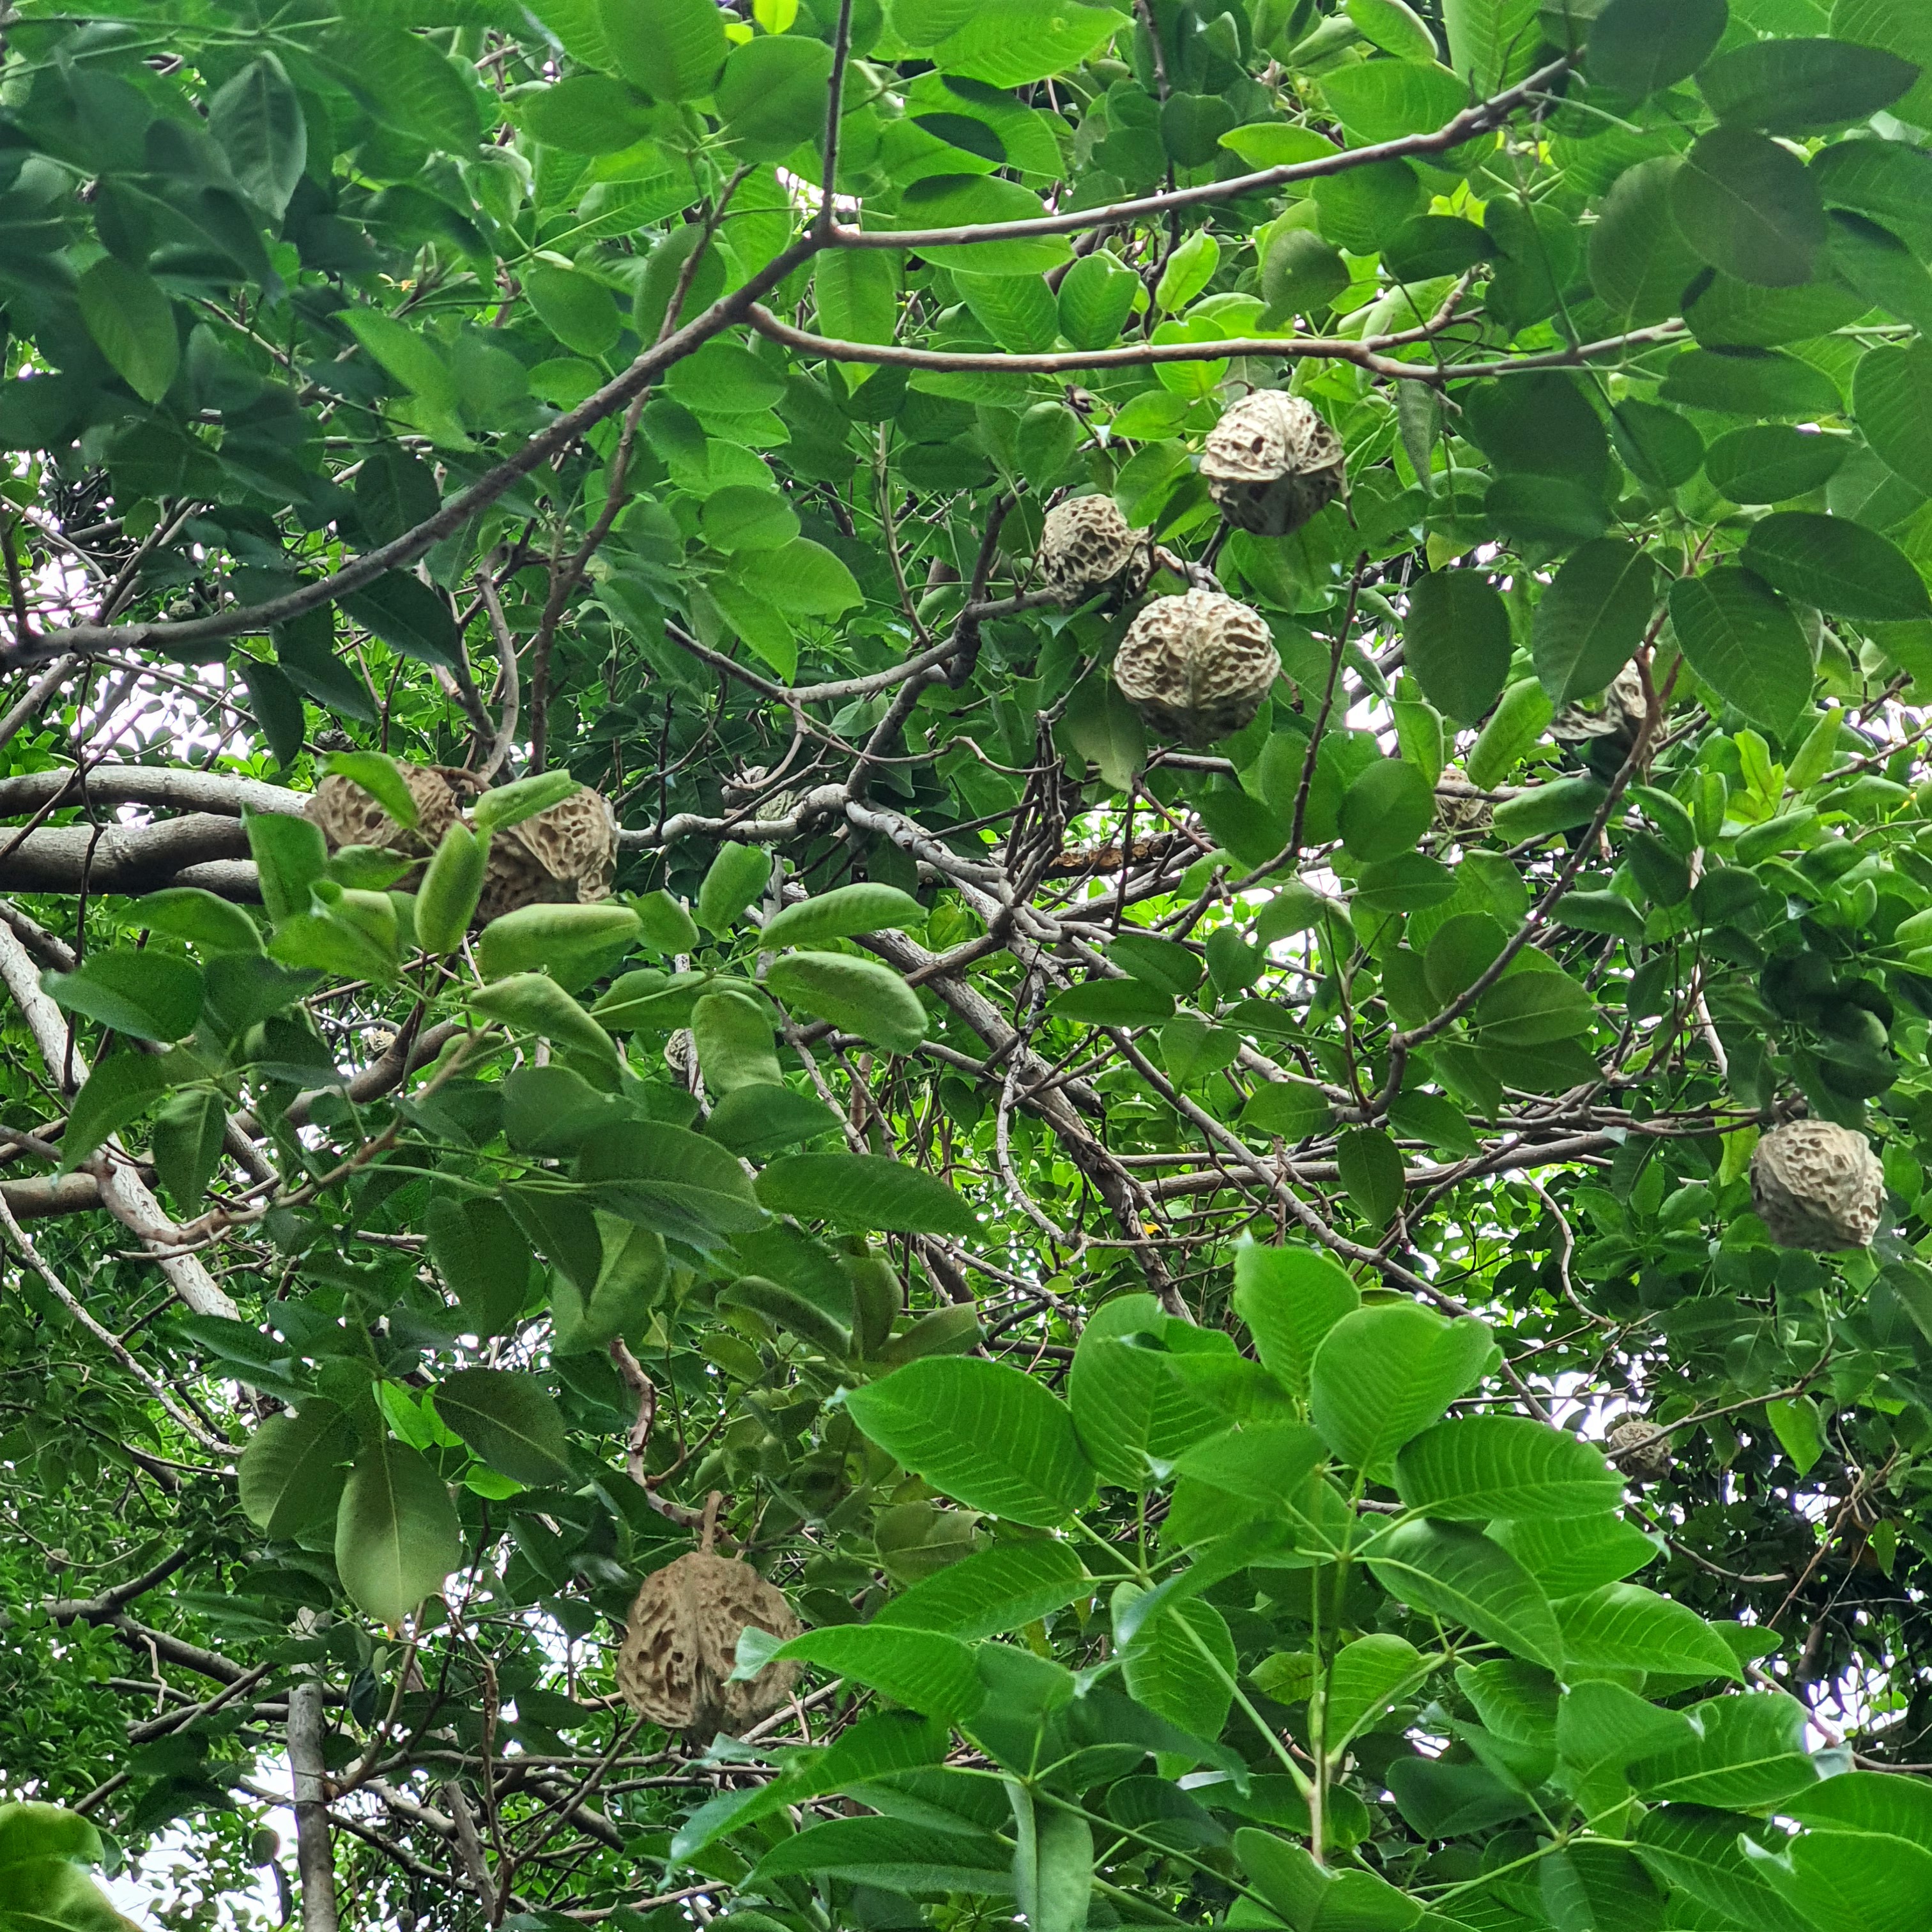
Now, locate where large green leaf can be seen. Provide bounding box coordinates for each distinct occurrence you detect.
[1741,510,1932,622]
[1853,341,1932,496]
[599,0,728,101]
[77,257,178,404]
[238,1400,355,1537]
[433,1369,574,1488]
[1586,0,1726,98]
[766,951,928,1053]
[334,1437,462,1627]
[1531,539,1659,707]
[1308,1305,1494,1477]
[747,1815,1014,1894]
[1394,1416,1625,1520]
[1402,571,1512,724]
[43,947,203,1043]
[1671,129,1825,287]
[874,1540,1089,1639]
[756,1153,976,1234]
[844,1357,1096,1526]
[749,1623,985,1724]
[1231,1242,1360,1402]
[1557,1583,1744,1681]
[1669,568,1814,734]
[1628,1692,1820,1809]
[1365,1520,1563,1669]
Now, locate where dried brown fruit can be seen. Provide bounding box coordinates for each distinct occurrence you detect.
[1607,1418,1672,1482]
[1037,496,1153,605]
[1114,589,1280,746]
[1550,663,1647,749]
[307,765,457,859]
[615,1550,801,1739]
[1200,389,1347,537]
[1750,1119,1885,1251]
[475,785,619,923]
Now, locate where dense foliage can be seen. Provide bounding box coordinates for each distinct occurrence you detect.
[6,0,1932,1927]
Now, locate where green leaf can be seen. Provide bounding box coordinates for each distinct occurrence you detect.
[766,951,928,1054]
[1660,346,1842,418]
[1705,425,1848,504]
[1338,760,1434,861]
[704,1083,842,1155]
[1629,1692,1819,1808]
[475,903,641,983]
[843,1356,1095,1526]
[1471,967,1595,1046]
[238,1400,355,1537]
[470,974,620,1066]
[1321,60,1468,147]
[1236,1828,1423,1931]
[1402,571,1512,724]
[1050,978,1176,1026]
[815,250,901,346]
[1232,1242,1360,1403]
[697,842,774,932]
[1336,1126,1405,1225]
[758,1151,976,1234]
[514,73,656,153]
[875,1540,1089,1639]
[433,1369,574,1488]
[151,1089,226,1212]
[691,990,783,1094]
[1326,1634,1432,1749]
[42,947,203,1043]
[1669,568,1814,735]
[1394,1415,1625,1521]
[702,485,801,553]
[1531,539,1659,708]
[1700,34,1920,131]
[1009,1788,1092,1932]
[523,262,622,358]
[321,749,418,830]
[341,309,460,415]
[1467,677,1554,788]
[1308,1305,1494,1477]
[1365,1520,1563,1669]
[716,34,834,162]
[1776,1827,1932,1932]
[747,1815,1011,1892]
[1787,1768,1932,1848]
[931,1,1128,88]
[341,572,461,671]
[1490,1512,1666,1597]
[1441,0,1540,88]
[334,1436,462,1627]
[1346,0,1439,61]
[1742,510,1932,622]
[752,1623,985,1724]
[1855,341,1932,496]
[133,887,263,958]
[735,537,864,617]
[1557,1581,1745,1681]
[62,1051,178,1169]
[1119,1589,1236,1745]
[1238,1078,1333,1143]
[209,56,307,218]
[1586,0,1727,98]
[1671,129,1826,288]
[599,0,728,101]
[78,256,180,408]
[1058,252,1140,351]
[425,1196,532,1338]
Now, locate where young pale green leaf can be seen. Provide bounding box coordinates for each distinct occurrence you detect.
[873,1540,1088,1640]
[691,990,782,1092]
[475,903,640,983]
[747,1623,985,1724]
[1466,678,1555,788]
[765,952,928,1053]
[1326,1634,1431,1751]
[1309,1305,1494,1476]
[470,974,619,1066]
[434,1369,574,1488]
[696,841,774,933]
[245,809,330,927]
[1557,1582,1745,1681]
[1394,1415,1625,1521]
[844,1356,1095,1526]
[334,1437,461,1628]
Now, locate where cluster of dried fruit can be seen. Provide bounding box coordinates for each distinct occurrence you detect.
[614,1550,801,1739]
[1036,390,1346,746]
[307,767,618,923]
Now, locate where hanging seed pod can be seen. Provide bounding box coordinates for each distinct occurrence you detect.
[1200,389,1347,537]
[307,765,458,859]
[1750,1119,1885,1251]
[1550,663,1648,749]
[1114,588,1281,747]
[474,785,619,924]
[1036,496,1154,605]
[615,1551,802,1738]
[1606,1418,1673,1483]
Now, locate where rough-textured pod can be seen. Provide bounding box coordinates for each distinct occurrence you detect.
[615,1550,801,1738]
[1200,389,1347,537]
[475,785,619,924]
[1113,589,1281,747]
[1606,1418,1672,1482]
[307,765,457,859]
[1036,496,1153,605]
[1749,1118,1885,1251]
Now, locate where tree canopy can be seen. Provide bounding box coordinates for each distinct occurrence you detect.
[6,0,1932,1928]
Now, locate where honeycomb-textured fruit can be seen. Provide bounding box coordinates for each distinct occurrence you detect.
[614,1551,801,1738]
[1607,1418,1672,1482]
[1750,1119,1885,1251]
[1114,590,1281,746]
[1200,390,1347,537]
[475,785,618,924]
[1551,663,1647,747]
[307,766,457,859]
[1037,496,1153,604]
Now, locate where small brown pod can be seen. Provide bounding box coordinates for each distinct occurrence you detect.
[1114,588,1281,747]
[1037,496,1153,606]
[1550,663,1648,750]
[615,1551,802,1740]
[1200,389,1347,538]
[475,785,619,924]
[1749,1119,1885,1252]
